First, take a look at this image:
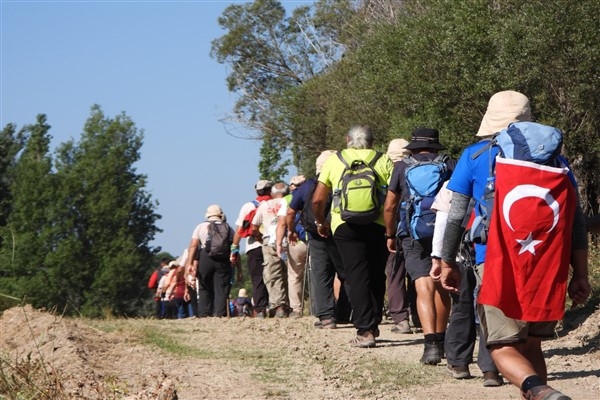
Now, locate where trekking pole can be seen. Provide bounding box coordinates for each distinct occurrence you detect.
[303,242,312,316]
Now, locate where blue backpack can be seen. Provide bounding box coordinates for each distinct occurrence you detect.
[397,154,450,240]
[469,121,564,243]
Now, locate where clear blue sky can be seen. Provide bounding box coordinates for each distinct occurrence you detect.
[1,0,308,258]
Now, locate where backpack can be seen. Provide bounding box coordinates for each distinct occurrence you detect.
[469,121,563,244]
[238,200,260,238]
[334,150,385,225]
[205,221,232,260]
[299,180,332,235]
[397,154,450,240]
[148,266,167,289]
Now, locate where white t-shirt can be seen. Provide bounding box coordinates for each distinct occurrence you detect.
[252,198,285,247]
[234,201,263,253]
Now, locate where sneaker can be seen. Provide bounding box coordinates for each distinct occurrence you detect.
[420,342,441,365]
[254,310,266,318]
[522,385,571,400]
[349,331,376,348]
[482,371,504,387]
[391,320,412,334]
[447,364,471,379]
[315,318,337,329]
[275,306,288,318]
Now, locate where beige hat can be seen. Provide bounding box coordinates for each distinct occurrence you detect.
[386,138,411,162]
[238,288,248,298]
[205,204,224,220]
[168,261,178,268]
[476,91,532,137]
[289,175,306,186]
[315,150,337,174]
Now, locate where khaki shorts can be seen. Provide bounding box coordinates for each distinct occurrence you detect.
[477,304,558,347]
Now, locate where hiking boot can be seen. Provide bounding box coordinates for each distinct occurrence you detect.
[482,371,504,387]
[315,318,337,329]
[254,310,266,319]
[438,341,445,359]
[447,364,471,379]
[522,385,571,400]
[420,342,441,365]
[391,320,412,334]
[290,310,303,319]
[349,331,376,348]
[275,306,288,318]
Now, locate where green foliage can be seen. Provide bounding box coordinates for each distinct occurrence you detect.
[0,107,161,317]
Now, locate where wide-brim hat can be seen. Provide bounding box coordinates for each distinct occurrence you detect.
[205,204,224,219]
[405,128,445,151]
[476,90,532,137]
[387,138,411,162]
[255,180,273,190]
[238,288,248,298]
[315,150,337,174]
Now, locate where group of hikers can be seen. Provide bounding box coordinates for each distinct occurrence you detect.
[149,90,594,400]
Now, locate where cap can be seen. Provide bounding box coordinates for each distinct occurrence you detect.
[476,91,532,137]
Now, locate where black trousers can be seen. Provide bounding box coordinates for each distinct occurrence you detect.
[334,223,388,334]
[246,247,269,312]
[445,262,497,372]
[197,252,232,317]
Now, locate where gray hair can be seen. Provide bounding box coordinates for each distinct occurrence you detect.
[347,125,374,149]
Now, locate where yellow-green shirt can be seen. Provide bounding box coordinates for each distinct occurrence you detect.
[318,149,394,234]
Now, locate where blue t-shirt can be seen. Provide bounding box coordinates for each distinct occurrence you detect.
[446,140,498,264]
[289,178,317,241]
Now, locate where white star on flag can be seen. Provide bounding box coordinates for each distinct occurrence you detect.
[516,232,543,255]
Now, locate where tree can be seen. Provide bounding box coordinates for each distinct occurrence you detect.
[0,123,26,242]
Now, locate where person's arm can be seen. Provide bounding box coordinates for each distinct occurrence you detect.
[312,182,331,238]
[275,215,287,257]
[430,210,448,281]
[185,238,199,274]
[569,202,591,306]
[383,189,401,253]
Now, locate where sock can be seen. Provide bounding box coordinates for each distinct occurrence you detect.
[521,375,545,392]
[424,333,436,344]
[434,331,446,344]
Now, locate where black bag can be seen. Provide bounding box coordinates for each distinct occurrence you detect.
[205,221,231,260]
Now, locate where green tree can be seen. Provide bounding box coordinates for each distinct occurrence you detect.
[52,105,161,316]
[0,123,26,241]
[0,115,55,310]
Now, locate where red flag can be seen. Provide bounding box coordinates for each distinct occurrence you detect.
[478,157,576,321]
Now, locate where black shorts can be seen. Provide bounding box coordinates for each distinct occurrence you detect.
[401,237,433,281]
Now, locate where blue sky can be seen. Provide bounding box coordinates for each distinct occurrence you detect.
[1,0,309,258]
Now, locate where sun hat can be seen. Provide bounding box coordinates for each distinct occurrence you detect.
[289,175,306,186]
[255,180,273,190]
[168,261,178,268]
[476,90,532,137]
[205,204,224,220]
[404,128,446,151]
[238,288,248,298]
[315,150,337,174]
[386,138,411,162]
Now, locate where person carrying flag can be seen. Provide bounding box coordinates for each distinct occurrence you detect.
[439,91,590,400]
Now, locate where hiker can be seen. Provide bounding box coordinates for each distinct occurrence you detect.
[440,91,590,399]
[252,182,290,317]
[428,181,498,382]
[230,180,272,318]
[275,175,308,318]
[384,138,418,334]
[313,125,393,347]
[383,128,455,364]
[185,204,237,317]
[234,288,253,317]
[165,263,187,319]
[148,258,170,318]
[161,260,180,319]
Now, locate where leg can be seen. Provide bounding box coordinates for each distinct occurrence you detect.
[287,240,307,314]
[386,244,410,326]
[247,247,268,313]
[308,238,336,320]
[212,261,232,317]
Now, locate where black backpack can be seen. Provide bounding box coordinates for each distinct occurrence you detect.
[205,221,232,260]
[300,179,331,235]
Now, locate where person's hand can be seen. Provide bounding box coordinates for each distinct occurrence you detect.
[317,223,330,238]
[440,260,460,293]
[430,258,442,282]
[276,242,284,258]
[386,238,396,253]
[568,276,591,307]
[183,291,190,302]
[287,231,299,245]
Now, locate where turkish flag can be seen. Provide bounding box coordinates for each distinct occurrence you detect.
[478,157,576,321]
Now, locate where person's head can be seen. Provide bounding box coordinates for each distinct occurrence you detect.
[346,125,374,149]
[476,90,532,137]
[386,138,411,162]
[405,128,446,153]
[160,258,169,267]
[168,260,178,269]
[271,182,288,198]
[289,175,305,192]
[205,204,225,221]
[315,150,337,175]
[255,179,273,196]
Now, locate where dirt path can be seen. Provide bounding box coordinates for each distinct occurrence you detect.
[1,305,599,399]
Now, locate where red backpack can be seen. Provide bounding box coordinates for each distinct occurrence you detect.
[238,200,260,238]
